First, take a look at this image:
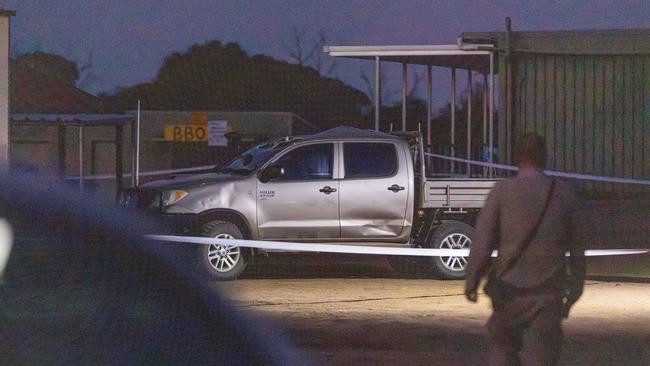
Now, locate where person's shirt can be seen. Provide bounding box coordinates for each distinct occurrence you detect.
[466,168,586,293]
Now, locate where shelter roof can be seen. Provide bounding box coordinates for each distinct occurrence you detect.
[323,44,494,73]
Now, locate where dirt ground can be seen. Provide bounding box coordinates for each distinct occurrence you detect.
[212,253,650,365]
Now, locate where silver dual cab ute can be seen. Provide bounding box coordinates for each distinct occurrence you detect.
[131,126,498,280]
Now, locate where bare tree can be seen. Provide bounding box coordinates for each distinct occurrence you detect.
[359,67,394,107]
[284,26,319,66]
[63,45,101,91]
[310,31,337,77]
[284,27,337,76]
[407,69,424,102]
[76,47,100,90]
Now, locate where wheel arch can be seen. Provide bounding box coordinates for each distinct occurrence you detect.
[436,210,480,227]
[192,209,253,240]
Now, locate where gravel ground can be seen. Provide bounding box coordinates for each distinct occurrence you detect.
[209,197,650,364]
[211,252,650,365]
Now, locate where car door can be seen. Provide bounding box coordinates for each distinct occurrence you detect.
[339,141,409,239]
[256,142,340,240]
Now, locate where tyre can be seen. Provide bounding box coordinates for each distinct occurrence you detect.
[429,221,474,280]
[198,221,247,281]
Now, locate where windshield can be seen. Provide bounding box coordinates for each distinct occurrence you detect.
[219,138,301,175]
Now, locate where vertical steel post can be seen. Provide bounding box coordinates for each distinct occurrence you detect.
[115,124,124,195]
[505,17,513,165]
[57,124,66,177]
[78,125,84,193]
[488,52,495,176]
[483,74,488,176]
[130,118,137,188]
[451,67,456,174]
[135,100,141,187]
[402,63,407,132]
[374,57,380,131]
[426,65,432,146]
[467,70,472,176]
[427,65,432,172]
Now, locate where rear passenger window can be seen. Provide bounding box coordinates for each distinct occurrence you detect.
[344,143,397,178]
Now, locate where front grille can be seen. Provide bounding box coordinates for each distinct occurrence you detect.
[137,190,161,211]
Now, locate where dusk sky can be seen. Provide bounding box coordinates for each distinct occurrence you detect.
[2,1,650,109]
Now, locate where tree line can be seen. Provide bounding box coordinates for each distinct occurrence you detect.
[109,40,370,130]
[11,36,488,141]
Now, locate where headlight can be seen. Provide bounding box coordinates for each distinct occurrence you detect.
[162,190,188,207]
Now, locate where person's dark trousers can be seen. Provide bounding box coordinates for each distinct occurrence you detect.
[487,293,563,366]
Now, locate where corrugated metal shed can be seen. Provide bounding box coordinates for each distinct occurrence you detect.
[461,28,650,193]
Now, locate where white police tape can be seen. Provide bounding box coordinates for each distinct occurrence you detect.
[424,153,650,186]
[64,165,216,181]
[146,234,648,257]
[67,153,650,186]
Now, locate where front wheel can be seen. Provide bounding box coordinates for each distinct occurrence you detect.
[198,221,247,280]
[429,221,474,280]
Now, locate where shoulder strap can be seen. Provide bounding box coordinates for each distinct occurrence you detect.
[496,177,556,279]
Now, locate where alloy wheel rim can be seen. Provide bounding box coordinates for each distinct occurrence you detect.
[207,233,240,272]
[439,233,471,272]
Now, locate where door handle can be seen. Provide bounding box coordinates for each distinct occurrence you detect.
[319,186,337,194]
[387,184,405,192]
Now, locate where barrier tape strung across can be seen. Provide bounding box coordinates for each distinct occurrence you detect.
[424,153,650,186]
[66,153,650,186]
[147,235,648,257]
[64,165,215,181]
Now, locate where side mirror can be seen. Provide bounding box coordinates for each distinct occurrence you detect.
[259,165,284,183]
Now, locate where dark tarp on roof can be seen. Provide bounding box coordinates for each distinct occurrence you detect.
[306,126,402,141]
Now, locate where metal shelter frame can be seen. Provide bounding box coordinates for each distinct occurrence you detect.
[323,44,497,174]
[11,114,135,194]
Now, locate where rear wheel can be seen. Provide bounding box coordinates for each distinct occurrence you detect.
[429,221,473,280]
[198,221,247,280]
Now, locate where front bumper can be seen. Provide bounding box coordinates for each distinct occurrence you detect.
[119,189,195,234]
[159,213,195,234]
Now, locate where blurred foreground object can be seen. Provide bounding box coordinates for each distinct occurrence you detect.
[0,172,305,365]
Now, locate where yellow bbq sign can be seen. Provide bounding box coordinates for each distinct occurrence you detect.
[163,124,208,142]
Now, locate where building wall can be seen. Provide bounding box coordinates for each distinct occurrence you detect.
[11,123,131,196]
[504,53,650,194]
[131,110,318,177]
[10,111,317,198]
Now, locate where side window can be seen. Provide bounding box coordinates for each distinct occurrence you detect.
[344,143,397,178]
[273,144,333,181]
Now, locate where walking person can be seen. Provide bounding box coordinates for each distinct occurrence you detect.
[464,133,586,366]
